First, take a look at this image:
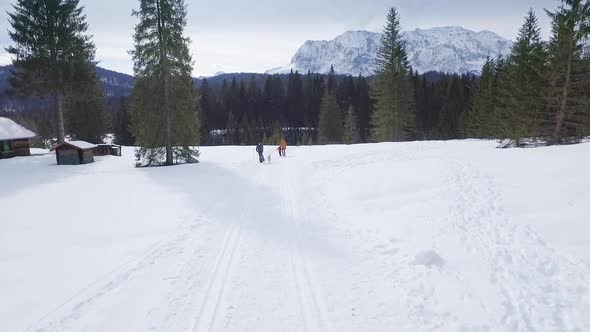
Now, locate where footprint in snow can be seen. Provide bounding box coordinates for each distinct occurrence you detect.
[383,248,400,256]
[412,250,445,268]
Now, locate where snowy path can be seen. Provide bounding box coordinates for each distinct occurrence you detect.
[1,141,589,331]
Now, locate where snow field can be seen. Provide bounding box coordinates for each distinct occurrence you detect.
[0,140,589,331]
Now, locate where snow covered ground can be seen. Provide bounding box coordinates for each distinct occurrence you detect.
[1,140,589,332]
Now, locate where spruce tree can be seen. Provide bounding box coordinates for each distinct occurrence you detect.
[317,91,343,144]
[65,67,107,143]
[343,106,360,144]
[113,97,135,145]
[270,122,282,145]
[355,75,373,142]
[246,76,261,123]
[7,0,96,144]
[302,131,313,146]
[496,9,548,147]
[545,0,590,143]
[303,72,325,128]
[199,78,212,145]
[470,58,500,138]
[287,70,304,127]
[131,0,199,166]
[225,111,237,145]
[438,75,469,139]
[371,7,416,142]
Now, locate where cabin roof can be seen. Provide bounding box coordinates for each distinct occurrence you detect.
[0,117,37,141]
[51,140,97,151]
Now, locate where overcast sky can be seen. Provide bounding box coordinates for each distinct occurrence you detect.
[0,0,559,77]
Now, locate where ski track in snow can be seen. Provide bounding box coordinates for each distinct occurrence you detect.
[281,161,331,332]
[149,204,227,331]
[28,216,207,332]
[191,219,243,332]
[447,160,590,331]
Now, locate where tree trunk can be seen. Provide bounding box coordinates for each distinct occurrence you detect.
[553,37,574,143]
[54,92,65,144]
[47,3,64,145]
[164,76,173,165]
[156,0,173,165]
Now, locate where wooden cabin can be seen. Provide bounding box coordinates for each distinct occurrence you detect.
[0,117,37,159]
[93,144,122,157]
[51,141,97,165]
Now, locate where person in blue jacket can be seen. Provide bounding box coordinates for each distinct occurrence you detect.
[256,142,265,163]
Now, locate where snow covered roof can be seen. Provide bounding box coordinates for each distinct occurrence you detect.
[51,140,97,151]
[68,141,97,149]
[0,117,37,141]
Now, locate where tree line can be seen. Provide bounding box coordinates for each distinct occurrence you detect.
[4,0,589,168]
[470,4,590,146]
[110,69,477,146]
[368,2,590,147]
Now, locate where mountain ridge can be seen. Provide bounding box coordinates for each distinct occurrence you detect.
[268,26,513,76]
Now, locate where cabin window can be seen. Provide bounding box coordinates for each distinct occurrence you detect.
[1,141,12,152]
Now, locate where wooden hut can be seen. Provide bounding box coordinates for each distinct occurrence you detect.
[0,117,37,159]
[93,144,122,157]
[51,141,97,165]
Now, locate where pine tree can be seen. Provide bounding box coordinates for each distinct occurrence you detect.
[371,7,416,142]
[355,75,373,142]
[131,0,199,166]
[262,75,285,124]
[7,0,96,144]
[113,97,135,145]
[470,58,500,138]
[237,114,257,145]
[65,67,107,143]
[287,70,304,127]
[438,75,466,139]
[343,106,360,144]
[225,111,238,145]
[317,91,343,144]
[303,72,325,128]
[270,121,282,145]
[326,65,336,92]
[496,9,548,147]
[457,75,476,138]
[246,116,258,145]
[545,0,590,143]
[302,131,313,146]
[199,78,212,145]
[246,75,261,123]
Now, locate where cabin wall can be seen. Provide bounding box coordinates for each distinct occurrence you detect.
[56,149,81,165]
[55,148,95,165]
[81,150,94,164]
[0,139,30,159]
[93,145,122,157]
[93,146,109,156]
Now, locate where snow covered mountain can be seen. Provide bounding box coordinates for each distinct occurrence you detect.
[268,27,513,76]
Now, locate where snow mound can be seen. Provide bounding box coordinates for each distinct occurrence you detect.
[412,250,445,268]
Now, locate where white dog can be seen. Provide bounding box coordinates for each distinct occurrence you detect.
[268,154,272,164]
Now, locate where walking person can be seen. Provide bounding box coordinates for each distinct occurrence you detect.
[256,142,265,163]
[280,137,288,157]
